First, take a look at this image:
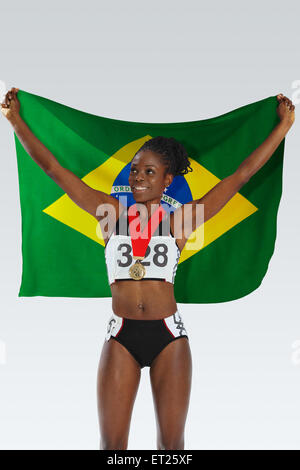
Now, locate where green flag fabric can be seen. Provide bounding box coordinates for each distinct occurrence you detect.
[13,90,285,302]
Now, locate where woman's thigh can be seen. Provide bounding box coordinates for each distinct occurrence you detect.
[97,338,141,449]
[149,338,192,449]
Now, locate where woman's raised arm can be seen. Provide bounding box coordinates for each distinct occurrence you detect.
[171,94,295,245]
[1,87,124,221]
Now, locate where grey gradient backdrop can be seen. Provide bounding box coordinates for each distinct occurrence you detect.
[0,0,299,450]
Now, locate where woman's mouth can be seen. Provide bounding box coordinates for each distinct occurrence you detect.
[132,186,149,193]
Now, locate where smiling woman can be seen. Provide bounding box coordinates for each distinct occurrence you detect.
[1,88,295,450]
[129,149,173,202]
[127,137,193,225]
[99,136,194,450]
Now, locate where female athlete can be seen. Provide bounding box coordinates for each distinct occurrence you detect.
[1,89,295,449]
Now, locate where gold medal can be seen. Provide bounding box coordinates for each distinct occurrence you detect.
[129,259,146,280]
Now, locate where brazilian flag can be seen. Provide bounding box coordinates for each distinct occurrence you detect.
[13,90,285,302]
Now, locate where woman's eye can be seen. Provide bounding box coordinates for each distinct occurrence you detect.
[130,168,154,174]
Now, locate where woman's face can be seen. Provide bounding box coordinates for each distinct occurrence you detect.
[128,150,173,202]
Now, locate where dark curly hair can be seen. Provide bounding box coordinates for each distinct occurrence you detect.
[132,136,193,177]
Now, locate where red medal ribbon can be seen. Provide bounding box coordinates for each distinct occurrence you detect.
[128,203,166,259]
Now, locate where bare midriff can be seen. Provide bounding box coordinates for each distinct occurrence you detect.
[110,279,178,320]
[104,208,183,321]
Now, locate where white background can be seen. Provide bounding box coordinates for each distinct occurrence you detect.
[0,0,299,450]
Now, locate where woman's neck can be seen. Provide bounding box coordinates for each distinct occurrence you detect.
[134,198,163,221]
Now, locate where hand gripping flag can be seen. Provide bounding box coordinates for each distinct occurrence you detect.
[13,90,285,302]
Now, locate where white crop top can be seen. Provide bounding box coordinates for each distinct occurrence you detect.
[104,208,181,286]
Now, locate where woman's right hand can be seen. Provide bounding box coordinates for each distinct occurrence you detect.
[1,87,20,123]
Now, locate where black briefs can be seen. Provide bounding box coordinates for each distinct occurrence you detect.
[105,310,189,369]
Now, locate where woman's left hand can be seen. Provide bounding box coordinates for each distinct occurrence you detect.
[276,94,295,127]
